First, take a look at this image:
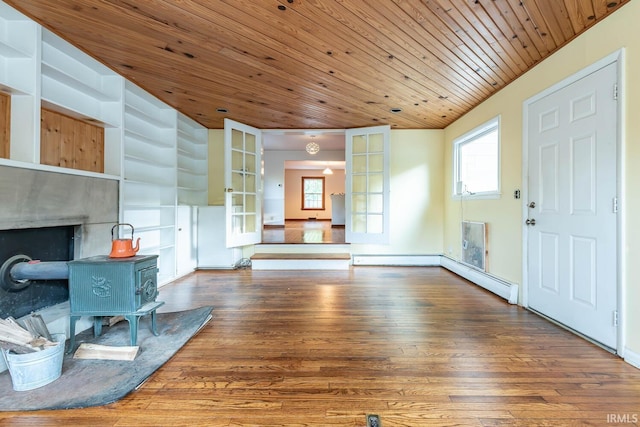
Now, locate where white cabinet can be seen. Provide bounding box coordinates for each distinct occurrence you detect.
[197,206,242,269]
[176,205,198,276]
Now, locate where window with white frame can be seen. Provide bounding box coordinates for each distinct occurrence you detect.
[302,176,325,210]
[453,117,500,197]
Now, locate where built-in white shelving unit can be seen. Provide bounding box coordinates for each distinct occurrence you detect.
[40,29,123,175]
[123,81,178,285]
[0,3,38,94]
[0,1,209,284]
[0,2,39,163]
[177,112,208,206]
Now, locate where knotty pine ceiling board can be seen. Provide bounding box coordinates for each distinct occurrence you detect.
[4,0,630,130]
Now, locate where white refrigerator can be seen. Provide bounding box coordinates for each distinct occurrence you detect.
[330,194,345,226]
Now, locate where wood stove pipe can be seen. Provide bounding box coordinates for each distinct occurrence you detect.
[11,260,69,281]
[0,255,69,292]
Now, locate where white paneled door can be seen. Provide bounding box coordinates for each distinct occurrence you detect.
[224,118,262,248]
[526,61,618,349]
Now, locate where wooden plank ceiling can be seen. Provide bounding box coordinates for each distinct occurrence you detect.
[5,0,630,130]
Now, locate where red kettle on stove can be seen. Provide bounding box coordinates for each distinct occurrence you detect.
[109,223,140,258]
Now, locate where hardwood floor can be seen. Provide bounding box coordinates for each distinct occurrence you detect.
[262,220,345,244]
[2,267,639,426]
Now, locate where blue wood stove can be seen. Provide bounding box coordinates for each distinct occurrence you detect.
[67,255,164,352]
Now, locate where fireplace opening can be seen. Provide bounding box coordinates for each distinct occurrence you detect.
[0,226,75,318]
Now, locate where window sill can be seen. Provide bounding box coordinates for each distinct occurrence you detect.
[452,192,501,201]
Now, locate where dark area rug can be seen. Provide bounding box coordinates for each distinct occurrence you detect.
[0,306,213,411]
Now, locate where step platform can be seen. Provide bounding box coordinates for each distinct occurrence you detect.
[250,252,351,270]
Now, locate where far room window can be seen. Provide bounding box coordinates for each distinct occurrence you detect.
[302,177,325,210]
[453,116,500,197]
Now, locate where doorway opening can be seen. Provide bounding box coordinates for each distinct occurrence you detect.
[262,131,346,244]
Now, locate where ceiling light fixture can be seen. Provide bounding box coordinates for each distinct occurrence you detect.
[306,142,319,155]
[306,136,319,155]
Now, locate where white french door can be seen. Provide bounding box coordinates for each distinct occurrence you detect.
[224,118,262,248]
[345,125,390,245]
[525,60,618,349]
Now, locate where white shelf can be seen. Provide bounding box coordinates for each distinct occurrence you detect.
[123,112,174,147]
[122,181,176,206]
[124,152,174,169]
[122,81,179,284]
[124,127,173,149]
[177,155,207,172]
[124,82,174,128]
[123,168,176,187]
[40,63,117,102]
[125,103,172,129]
[177,112,207,206]
[0,4,38,93]
[40,29,122,127]
[0,39,29,58]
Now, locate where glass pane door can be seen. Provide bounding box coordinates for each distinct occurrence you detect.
[345,125,390,244]
[224,119,262,247]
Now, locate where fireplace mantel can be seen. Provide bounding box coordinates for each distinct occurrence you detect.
[0,165,118,259]
[0,216,87,231]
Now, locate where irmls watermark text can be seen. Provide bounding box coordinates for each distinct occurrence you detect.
[607,413,638,423]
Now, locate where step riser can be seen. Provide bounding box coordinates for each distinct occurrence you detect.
[251,259,351,270]
[254,244,351,255]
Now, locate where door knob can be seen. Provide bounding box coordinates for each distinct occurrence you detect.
[525,218,536,226]
[528,202,536,208]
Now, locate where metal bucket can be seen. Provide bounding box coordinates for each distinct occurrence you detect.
[1,333,65,391]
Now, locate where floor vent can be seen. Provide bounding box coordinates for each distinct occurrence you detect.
[366,414,381,427]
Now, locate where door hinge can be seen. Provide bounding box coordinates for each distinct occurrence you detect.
[613,84,618,100]
[613,197,618,213]
[613,310,619,327]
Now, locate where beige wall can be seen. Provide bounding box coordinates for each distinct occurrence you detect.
[207,129,224,206]
[284,169,345,220]
[443,1,640,357]
[350,129,445,255]
[208,128,445,255]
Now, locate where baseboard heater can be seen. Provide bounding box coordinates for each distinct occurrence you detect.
[352,254,518,305]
